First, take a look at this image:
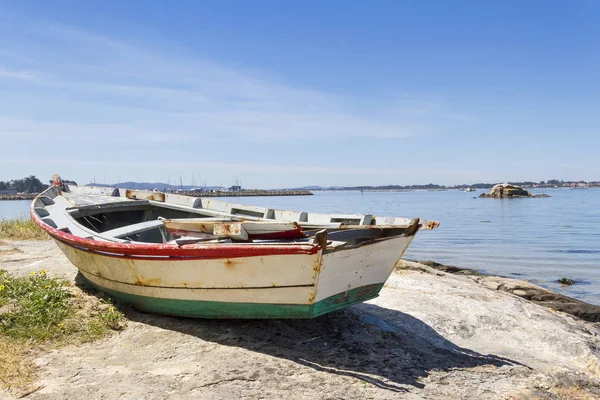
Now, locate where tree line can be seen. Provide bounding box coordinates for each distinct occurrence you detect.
[0,175,47,193]
[316,179,597,191]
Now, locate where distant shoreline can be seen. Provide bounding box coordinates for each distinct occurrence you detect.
[311,186,600,192]
[2,185,599,201]
[0,190,313,201]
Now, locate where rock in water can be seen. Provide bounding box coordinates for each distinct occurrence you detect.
[479,183,549,198]
[491,183,531,198]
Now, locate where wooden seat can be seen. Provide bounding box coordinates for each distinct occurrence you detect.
[101,220,165,239]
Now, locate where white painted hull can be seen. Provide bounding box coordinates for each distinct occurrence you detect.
[316,236,414,302]
[54,235,412,307]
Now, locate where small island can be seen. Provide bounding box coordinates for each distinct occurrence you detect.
[479,183,550,198]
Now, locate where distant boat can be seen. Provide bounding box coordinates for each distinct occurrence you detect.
[31,175,439,319]
[465,188,477,192]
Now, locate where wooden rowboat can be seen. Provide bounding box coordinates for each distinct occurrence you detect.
[31,175,439,319]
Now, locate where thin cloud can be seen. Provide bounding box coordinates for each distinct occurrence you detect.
[2,156,480,179]
[0,14,476,186]
[0,67,38,80]
[0,15,466,143]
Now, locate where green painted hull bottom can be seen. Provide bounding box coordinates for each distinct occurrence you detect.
[80,276,384,319]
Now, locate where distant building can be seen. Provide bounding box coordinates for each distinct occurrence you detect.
[0,189,18,195]
[229,185,242,191]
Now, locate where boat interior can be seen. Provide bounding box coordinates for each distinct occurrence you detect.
[33,185,432,247]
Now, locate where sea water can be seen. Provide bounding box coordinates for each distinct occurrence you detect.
[0,200,31,220]
[2,189,599,304]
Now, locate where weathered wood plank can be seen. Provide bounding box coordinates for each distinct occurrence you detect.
[213,222,249,240]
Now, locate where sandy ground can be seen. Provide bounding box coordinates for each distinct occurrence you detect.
[1,240,599,400]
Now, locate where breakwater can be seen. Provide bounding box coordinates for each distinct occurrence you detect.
[0,193,36,201]
[1,190,313,201]
[167,190,313,197]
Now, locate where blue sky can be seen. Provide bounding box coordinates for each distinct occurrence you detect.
[0,0,598,188]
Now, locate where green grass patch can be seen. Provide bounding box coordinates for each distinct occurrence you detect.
[0,269,127,393]
[0,218,48,240]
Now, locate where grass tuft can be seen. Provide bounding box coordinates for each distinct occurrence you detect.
[0,338,35,391]
[0,218,48,240]
[0,269,127,393]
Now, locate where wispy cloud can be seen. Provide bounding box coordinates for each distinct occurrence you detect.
[2,156,484,181]
[0,67,38,80]
[0,13,474,185]
[0,16,464,141]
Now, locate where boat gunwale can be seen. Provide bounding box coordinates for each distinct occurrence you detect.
[30,183,433,259]
[30,188,322,259]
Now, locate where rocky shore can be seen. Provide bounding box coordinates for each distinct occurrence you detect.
[407,260,600,323]
[1,240,599,399]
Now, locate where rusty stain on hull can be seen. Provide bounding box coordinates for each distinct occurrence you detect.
[135,276,163,287]
[224,258,243,268]
[312,260,321,273]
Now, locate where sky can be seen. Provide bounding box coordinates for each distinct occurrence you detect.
[0,0,599,188]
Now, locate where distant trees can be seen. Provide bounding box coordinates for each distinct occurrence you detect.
[323,179,595,191]
[0,175,47,193]
[470,183,495,189]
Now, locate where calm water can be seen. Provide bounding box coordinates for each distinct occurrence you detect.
[2,189,599,304]
[0,200,31,220]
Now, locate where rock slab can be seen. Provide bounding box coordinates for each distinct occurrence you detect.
[0,240,598,400]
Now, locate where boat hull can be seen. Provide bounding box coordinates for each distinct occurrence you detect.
[31,181,433,319]
[78,272,383,319]
[52,234,412,319]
